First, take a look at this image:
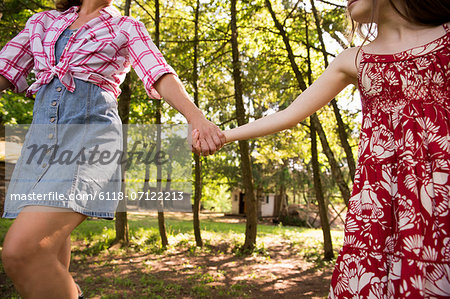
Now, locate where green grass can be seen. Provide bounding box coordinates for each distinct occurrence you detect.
[0,214,343,298]
[0,214,344,259]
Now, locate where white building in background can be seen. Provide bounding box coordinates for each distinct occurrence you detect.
[231,189,276,217]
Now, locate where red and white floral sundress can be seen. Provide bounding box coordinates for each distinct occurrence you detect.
[329,24,450,298]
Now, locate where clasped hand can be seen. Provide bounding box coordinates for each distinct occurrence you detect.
[190,119,225,156]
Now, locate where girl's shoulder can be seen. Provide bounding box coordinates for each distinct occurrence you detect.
[331,47,360,85]
[359,23,449,56]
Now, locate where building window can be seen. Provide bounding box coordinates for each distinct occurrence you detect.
[234,195,238,202]
[266,196,269,204]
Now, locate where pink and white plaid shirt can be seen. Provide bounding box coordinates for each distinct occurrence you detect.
[0,5,176,99]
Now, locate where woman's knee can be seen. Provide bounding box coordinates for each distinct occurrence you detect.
[2,238,31,276]
[2,232,50,276]
[2,208,86,276]
[2,239,24,273]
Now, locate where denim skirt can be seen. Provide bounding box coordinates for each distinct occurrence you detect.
[3,28,122,219]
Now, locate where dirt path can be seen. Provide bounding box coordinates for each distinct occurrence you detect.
[68,239,333,298]
[1,239,333,298]
[0,213,336,298]
[0,222,335,299]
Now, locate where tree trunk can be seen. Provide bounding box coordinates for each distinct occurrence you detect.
[230,0,257,252]
[141,162,150,209]
[164,153,174,210]
[192,0,203,248]
[154,0,168,248]
[278,184,288,218]
[265,0,350,206]
[310,118,334,260]
[193,155,203,247]
[310,114,350,206]
[305,13,333,260]
[156,104,168,248]
[310,0,356,181]
[278,162,289,218]
[113,0,132,247]
[273,192,282,219]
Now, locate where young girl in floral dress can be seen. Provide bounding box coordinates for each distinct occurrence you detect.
[195,0,450,297]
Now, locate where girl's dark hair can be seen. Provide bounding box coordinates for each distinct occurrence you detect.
[55,0,82,12]
[350,0,450,42]
[390,0,450,26]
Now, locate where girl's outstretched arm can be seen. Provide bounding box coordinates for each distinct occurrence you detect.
[224,48,359,143]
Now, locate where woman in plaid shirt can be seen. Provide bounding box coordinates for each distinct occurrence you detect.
[0,0,225,297]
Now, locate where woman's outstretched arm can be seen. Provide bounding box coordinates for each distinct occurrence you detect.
[125,18,225,155]
[154,73,226,155]
[224,48,359,143]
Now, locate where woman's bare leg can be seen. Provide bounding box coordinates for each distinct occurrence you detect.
[58,236,83,296]
[58,235,71,271]
[1,206,87,299]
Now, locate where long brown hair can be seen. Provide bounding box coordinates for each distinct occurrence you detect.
[55,0,82,12]
[350,0,450,42]
[389,0,450,26]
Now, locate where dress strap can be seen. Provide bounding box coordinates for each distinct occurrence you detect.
[358,46,369,63]
[359,46,365,54]
[444,23,450,33]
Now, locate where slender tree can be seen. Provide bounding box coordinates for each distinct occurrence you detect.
[192,0,203,247]
[305,11,333,260]
[113,0,132,247]
[154,0,169,248]
[310,117,333,260]
[230,0,258,252]
[265,0,350,206]
[310,0,356,181]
